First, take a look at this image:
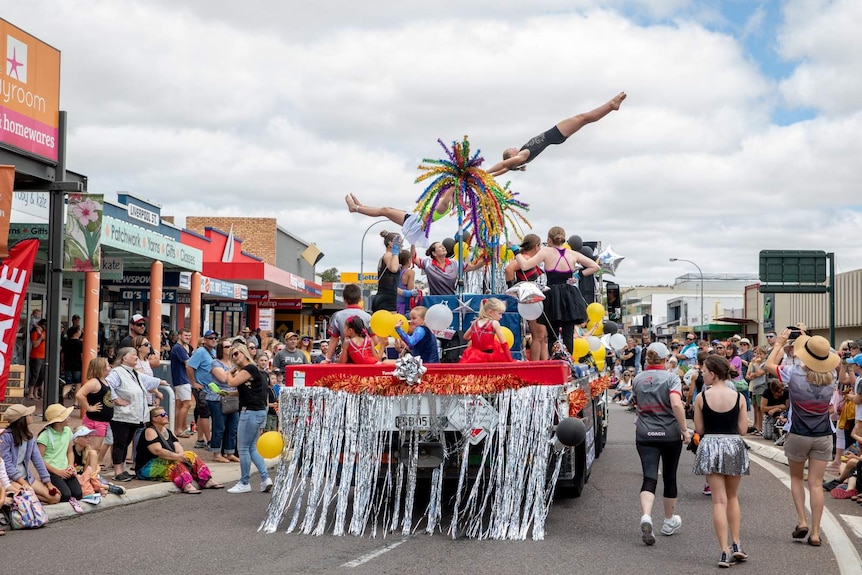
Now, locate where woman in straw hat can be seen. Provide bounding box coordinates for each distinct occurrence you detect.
[765,326,839,547]
[0,404,61,505]
[36,403,83,511]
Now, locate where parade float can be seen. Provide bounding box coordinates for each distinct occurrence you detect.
[260,137,620,540]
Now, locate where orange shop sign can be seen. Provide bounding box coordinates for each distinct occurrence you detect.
[0,19,61,162]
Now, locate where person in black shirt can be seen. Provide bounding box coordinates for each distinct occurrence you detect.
[226,343,272,494]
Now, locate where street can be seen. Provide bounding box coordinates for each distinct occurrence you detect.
[4,404,861,575]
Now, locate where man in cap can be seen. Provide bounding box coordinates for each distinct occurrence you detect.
[272,332,308,371]
[119,314,147,348]
[187,330,220,449]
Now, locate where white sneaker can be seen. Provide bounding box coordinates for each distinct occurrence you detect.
[227,482,251,494]
[260,477,273,493]
[640,515,655,545]
[661,514,682,535]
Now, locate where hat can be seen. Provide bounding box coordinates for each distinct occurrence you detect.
[739,338,751,345]
[647,342,670,359]
[131,314,146,324]
[793,335,840,372]
[711,339,720,345]
[301,334,311,340]
[242,327,251,333]
[72,425,95,440]
[285,332,298,339]
[847,354,862,368]
[44,403,74,425]
[2,404,35,423]
[730,335,741,341]
[203,330,219,338]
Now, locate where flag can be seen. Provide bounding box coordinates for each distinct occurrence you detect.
[0,238,39,399]
[63,193,103,272]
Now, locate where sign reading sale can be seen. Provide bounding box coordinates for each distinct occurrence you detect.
[0,238,38,399]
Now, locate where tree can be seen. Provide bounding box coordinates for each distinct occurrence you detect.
[317,267,340,282]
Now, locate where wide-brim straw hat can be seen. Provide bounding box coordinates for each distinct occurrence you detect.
[793,335,840,373]
[44,403,74,425]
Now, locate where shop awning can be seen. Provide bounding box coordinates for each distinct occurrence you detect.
[203,262,322,299]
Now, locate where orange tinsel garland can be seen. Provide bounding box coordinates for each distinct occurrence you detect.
[316,373,532,396]
[568,388,588,416]
[589,375,612,399]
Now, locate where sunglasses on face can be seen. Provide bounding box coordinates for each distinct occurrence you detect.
[134,323,146,327]
[206,336,218,340]
[155,412,168,418]
[222,345,231,349]
[231,351,241,358]
[140,342,151,347]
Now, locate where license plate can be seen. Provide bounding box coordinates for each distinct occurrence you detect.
[395,415,433,430]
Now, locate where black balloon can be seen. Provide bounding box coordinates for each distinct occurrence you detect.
[579,245,593,259]
[603,320,618,335]
[567,235,583,251]
[556,417,587,447]
[442,237,456,257]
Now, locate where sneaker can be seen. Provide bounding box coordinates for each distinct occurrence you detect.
[640,515,655,546]
[823,479,841,491]
[194,440,208,449]
[260,477,273,493]
[106,484,126,496]
[718,551,736,568]
[114,471,135,482]
[81,493,102,505]
[661,515,682,536]
[227,482,251,494]
[69,497,84,513]
[774,435,786,446]
[703,484,712,496]
[731,542,748,561]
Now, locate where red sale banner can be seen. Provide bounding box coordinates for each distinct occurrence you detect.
[0,238,39,399]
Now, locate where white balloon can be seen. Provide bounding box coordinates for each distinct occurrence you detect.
[518,301,543,321]
[424,303,453,331]
[505,281,546,303]
[600,334,611,348]
[586,336,602,352]
[609,333,627,351]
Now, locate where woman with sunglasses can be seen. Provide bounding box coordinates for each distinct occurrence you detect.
[298,335,314,363]
[206,339,240,464]
[131,334,163,457]
[135,406,222,494]
[226,343,272,494]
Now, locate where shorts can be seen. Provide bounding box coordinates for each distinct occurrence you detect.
[81,417,110,438]
[193,388,211,418]
[104,424,114,446]
[783,433,832,462]
[174,383,192,402]
[401,214,431,248]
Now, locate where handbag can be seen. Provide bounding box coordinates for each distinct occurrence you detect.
[838,398,855,430]
[7,489,48,529]
[220,394,240,415]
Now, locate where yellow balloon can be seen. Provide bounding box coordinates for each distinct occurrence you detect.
[562,243,571,250]
[369,310,394,337]
[588,320,604,336]
[573,337,590,359]
[586,302,606,323]
[391,313,410,336]
[592,346,606,361]
[500,326,515,348]
[452,242,465,260]
[257,431,284,459]
[595,360,606,371]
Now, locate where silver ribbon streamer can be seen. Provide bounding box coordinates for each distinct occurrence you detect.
[389,354,427,385]
[260,384,564,540]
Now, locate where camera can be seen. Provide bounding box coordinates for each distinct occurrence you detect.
[786,325,802,342]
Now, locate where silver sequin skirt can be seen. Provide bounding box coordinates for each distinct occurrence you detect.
[693,434,750,476]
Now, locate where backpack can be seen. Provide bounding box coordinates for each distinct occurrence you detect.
[6,489,48,529]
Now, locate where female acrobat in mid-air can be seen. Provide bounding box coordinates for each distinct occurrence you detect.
[345,191,455,249]
[486,91,626,177]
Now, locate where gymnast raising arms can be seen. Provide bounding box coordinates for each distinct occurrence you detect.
[487,92,626,178]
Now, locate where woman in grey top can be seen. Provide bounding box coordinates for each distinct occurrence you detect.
[631,342,692,546]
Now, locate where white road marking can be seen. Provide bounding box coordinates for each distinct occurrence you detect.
[342,537,410,568]
[750,453,862,575]
[841,514,862,539]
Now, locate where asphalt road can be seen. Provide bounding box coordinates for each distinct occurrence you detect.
[5,404,860,575]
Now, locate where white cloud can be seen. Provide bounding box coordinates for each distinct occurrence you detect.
[4,0,861,289]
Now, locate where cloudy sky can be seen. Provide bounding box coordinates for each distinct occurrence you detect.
[5,0,861,286]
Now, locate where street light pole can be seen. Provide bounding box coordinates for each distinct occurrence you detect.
[670,258,704,341]
[359,219,389,309]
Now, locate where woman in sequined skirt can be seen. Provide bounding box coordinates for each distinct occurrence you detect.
[693,355,750,568]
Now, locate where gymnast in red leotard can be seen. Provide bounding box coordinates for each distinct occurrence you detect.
[460,298,514,364]
[339,316,381,365]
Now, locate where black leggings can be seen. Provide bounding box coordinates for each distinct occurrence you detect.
[48,472,82,502]
[110,420,141,465]
[636,440,683,498]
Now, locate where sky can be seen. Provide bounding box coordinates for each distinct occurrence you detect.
[4,0,862,287]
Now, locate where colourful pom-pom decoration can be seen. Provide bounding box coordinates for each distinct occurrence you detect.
[414,136,530,259]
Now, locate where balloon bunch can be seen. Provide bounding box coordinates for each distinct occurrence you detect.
[414,136,531,256]
[369,310,411,338]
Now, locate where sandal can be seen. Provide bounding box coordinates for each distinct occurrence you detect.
[807,536,821,547]
[213,455,231,463]
[203,479,224,489]
[226,454,240,463]
[792,525,809,539]
[175,431,192,438]
[69,497,84,513]
[182,485,201,494]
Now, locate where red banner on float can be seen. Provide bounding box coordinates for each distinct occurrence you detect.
[0,239,39,399]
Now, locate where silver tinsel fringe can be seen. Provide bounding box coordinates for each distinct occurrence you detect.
[260,385,563,540]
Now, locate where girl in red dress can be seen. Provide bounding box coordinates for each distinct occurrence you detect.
[339,316,382,365]
[460,298,514,363]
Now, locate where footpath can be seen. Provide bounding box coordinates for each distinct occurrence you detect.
[13,399,274,523]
